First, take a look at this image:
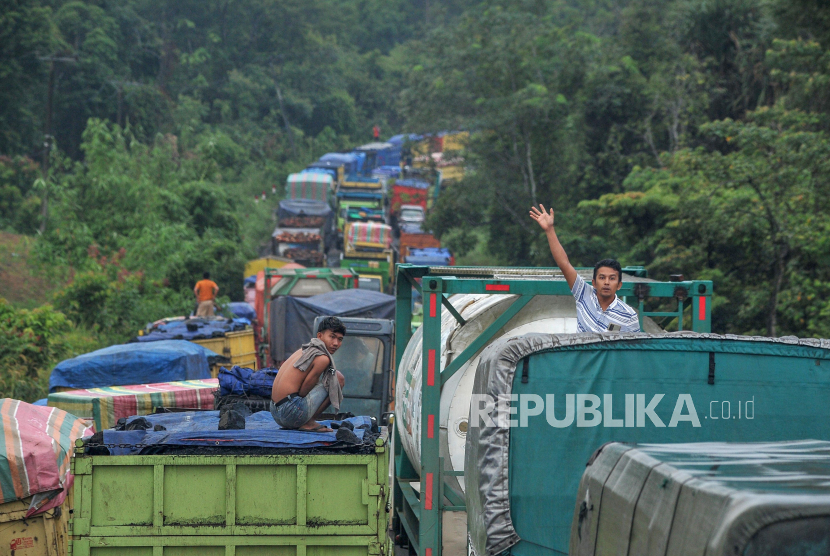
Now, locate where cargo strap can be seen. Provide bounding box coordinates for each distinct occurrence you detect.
[708,352,715,384]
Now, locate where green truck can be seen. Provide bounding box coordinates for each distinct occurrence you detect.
[341,222,396,293]
[69,423,391,556]
[335,177,386,239]
[391,264,830,556]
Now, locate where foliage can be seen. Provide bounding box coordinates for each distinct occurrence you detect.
[0,297,98,402]
[0,156,42,233]
[4,0,830,343]
[575,107,830,336]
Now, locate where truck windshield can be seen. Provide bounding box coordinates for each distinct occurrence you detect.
[401,209,423,220]
[332,337,384,396]
[358,277,382,291]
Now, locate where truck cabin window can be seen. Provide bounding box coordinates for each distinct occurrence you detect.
[331,336,384,395]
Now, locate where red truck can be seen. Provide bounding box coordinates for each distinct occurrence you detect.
[399,231,442,260]
[391,178,430,214]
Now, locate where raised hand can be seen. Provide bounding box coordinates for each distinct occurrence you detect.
[529,204,555,232]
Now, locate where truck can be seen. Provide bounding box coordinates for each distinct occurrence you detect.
[391,178,430,216]
[399,229,441,260]
[275,198,335,262]
[335,176,386,238]
[258,266,358,366]
[319,151,363,176]
[571,440,830,556]
[271,226,326,267]
[69,413,391,556]
[404,247,454,266]
[0,400,88,556]
[398,204,425,230]
[341,222,396,293]
[355,142,397,174]
[284,171,333,203]
[312,315,395,423]
[390,264,830,556]
[303,160,345,188]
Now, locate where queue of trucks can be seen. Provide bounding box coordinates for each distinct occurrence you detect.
[7,126,830,556]
[272,133,465,295]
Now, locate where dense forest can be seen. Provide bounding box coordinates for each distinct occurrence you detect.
[3,0,830,399]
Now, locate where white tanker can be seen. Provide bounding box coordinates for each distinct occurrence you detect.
[395,291,662,493]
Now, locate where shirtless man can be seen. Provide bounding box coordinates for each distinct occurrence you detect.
[270,317,347,432]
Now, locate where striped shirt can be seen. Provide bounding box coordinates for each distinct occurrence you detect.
[571,275,640,333]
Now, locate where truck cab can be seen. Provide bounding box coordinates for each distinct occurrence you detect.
[335,176,386,237]
[313,316,394,423]
[398,204,425,227]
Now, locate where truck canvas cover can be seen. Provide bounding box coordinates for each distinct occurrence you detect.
[347,222,393,249]
[49,340,215,392]
[285,172,332,201]
[0,399,91,515]
[465,332,830,556]
[571,440,830,556]
[320,152,362,175]
[269,289,395,364]
[47,378,218,431]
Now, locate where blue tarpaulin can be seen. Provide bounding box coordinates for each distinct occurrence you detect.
[395,178,430,189]
[228,302,256,322]
[372,165,401,178]
[218,366,277,398]
[319,152,361,175]
[102,411,372,454]
[49,340,214,392]
[270,289,395,363]
[405,247,453,266]
[387,134,423,146]
[134,317,248,342]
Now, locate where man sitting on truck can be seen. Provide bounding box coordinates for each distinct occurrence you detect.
[529,204,640,333]
[270,317,347,432]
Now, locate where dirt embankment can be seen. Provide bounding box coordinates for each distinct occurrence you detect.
[0,232,58,308]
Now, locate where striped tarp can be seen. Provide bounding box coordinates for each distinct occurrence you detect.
[0,399,92,506]
[47,379,218,431]
[286,172,332,202]
[347,222,393,249]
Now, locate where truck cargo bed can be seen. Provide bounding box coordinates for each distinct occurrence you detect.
[70,429,390,556]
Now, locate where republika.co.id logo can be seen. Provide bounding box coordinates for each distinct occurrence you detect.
[470,394,755,428]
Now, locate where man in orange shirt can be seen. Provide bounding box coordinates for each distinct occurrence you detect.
[194,272,219,317]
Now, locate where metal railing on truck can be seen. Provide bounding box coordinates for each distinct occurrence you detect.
[259,267,359,367]
[392,264,713,556]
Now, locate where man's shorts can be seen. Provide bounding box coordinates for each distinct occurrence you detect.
[270,382,329,429]
[196,300,215,317]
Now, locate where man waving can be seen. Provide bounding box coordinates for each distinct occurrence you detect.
[529,204,640,333]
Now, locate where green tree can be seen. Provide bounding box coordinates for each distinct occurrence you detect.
[575,107,830,336]
[0,0,55,154]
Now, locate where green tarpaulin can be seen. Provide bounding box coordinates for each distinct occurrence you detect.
[465,332,830,556]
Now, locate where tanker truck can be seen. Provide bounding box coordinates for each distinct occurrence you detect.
[391,264,830,556]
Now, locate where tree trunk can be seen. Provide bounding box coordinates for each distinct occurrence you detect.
[767,243,788,337]
[275,82,296,158]
[524,131,538,206]
[40,61,55,234]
